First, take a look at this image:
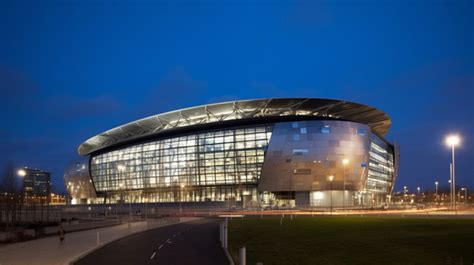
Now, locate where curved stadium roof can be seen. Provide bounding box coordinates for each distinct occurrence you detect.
[78,98,391,156]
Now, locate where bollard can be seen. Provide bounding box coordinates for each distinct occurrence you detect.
[219,221,224,246]
[280,217,283,226]
[239,246,246,265]
[224,217,228,249]
[96,232,100,246]
[291,214,293,221]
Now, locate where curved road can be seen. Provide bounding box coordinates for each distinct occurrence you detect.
[75,218,228,265]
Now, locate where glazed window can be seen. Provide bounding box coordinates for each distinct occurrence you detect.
[320,125,331,133]
[356,129,366,136]
[293,149,308,155]
[293,134,300,141]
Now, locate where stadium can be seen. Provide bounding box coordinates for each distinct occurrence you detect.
[65,98,399,208]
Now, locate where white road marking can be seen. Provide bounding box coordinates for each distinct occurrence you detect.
[150,252,156,259]
[158,244,164,249]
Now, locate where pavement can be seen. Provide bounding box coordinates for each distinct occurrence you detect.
[74,218,229,265]
[0,217,200,265]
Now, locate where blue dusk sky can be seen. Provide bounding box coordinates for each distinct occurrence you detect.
[1,0,473,193]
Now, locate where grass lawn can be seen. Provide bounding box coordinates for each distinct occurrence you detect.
[228,216,474,265]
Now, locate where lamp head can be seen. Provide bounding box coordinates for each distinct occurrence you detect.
[327,175,334,182]
[342,158,349,165]
[17,169,26,177]
[445,135,460,147]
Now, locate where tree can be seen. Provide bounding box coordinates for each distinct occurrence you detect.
[0,162,22,229]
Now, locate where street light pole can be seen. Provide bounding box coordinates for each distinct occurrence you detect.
[403,186,407,206]
[129,173,132,220]
[465,188,468,205]
[179,184,186,216]
[417,187,420,204]
[461,188,467,205]
[327,175,334,215]
[435,181,438,207]
[17,169,27,223]
[119,182,124,217]
[342,159,349,212]
[445,135,460,212]
[117,165,131,220]
[448,178,452,209]
[452,146,456,211]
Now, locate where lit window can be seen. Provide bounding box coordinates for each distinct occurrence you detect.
[293,149,308,155]
[321,126,331,133]
[293,134,300,141]
[300,128,307,134]
[295,168,311,174]
[356,129,366,136]
[292,122,299,128]
[313,191,324,200]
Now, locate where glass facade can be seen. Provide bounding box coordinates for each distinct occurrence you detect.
[90,126,273,202]
[366,134,395,194]
[78,121,397,206]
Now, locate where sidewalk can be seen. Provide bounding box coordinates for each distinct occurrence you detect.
[0,217,200,265]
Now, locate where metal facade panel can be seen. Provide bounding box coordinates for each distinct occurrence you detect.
[258,120,371,192]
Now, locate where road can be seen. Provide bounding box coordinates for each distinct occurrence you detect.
[75,218,228,265]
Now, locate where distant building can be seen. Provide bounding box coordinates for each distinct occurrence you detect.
[21,168,51,197]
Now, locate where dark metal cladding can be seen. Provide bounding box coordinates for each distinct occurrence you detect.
[78,98,391,156]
